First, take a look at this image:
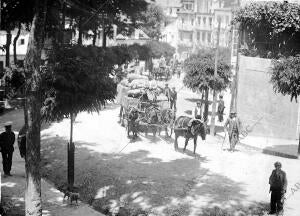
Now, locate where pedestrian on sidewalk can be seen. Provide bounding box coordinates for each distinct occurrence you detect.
[217,95,225,122]
[0,121,15,177]
[170,87,177,110]
[268,161,287,215]
[224,111,241,152]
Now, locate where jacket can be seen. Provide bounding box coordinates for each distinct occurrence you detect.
[269,169,287,192]
[224,117,242,135]
[0,131,15,152]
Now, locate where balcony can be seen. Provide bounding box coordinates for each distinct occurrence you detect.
[178,23,194,32]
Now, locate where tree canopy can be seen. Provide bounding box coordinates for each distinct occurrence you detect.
[41,45,138,121]
[183,48,232,92]
[145,40,175,59]
[270,55,300,103]
[233,1,300,58]
[140,3,165,40]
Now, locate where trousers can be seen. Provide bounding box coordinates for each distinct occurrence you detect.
[2,151,13,174]
[270,190,284,212]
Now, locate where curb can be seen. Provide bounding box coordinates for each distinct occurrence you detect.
[215,134,299,159]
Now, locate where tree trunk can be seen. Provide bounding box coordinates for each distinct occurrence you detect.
[13,22,22,65]
[78,17,83,45]
[102,29,107,48]
[68,112,75,190]
[203,87,209,122]
[92,27,97,46]
[24,0,47,215]
[5,31,12,67]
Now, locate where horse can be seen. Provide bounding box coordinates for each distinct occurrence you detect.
[126,107,140,138]
[158,108,176,137]
[173,116,207,154]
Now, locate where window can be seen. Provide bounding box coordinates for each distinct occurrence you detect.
[226,16,229,25]
[209,18,212,26]
[180,32,183,41]
[185,3,193,10]
[203,17,206,25]
[18,38,25,45]
[182,18,185,24]
[190,33,193,42]
[207,33,211,42]
[198,17,201,25]
[191,19,194,25]
[202,32,206,42]
[197,32,200,41]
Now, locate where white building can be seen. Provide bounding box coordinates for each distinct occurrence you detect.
[0,29,29,69]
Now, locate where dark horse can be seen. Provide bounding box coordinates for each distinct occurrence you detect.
[173,116,207,154]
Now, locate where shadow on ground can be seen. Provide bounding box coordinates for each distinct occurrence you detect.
[263,144,298,159]
[41,135,269,216]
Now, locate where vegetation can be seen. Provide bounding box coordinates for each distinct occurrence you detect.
[140,3,165,40]
[233,1,300,58]
[183,48,232,120]
[270,55,300,103]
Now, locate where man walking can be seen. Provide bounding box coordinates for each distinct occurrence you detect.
[169,87,177,110]
[268,161,287,215]
[164,83,171,101]
[217,95,225,122]
[0,121,15,177]
[224,111,241,152]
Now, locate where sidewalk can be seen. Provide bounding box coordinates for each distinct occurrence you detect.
[1,133,105,216]
[216,131,299,159]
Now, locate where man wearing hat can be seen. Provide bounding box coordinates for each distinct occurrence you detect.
[0,121,15,176]
[224,110,242,151]
[268,161,287,215]
[217,95,225,122]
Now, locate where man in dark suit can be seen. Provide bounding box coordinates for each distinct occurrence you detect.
[169,87,177,110]
[217,95,225,122]
[224,111,242,152]
[269,161,287,215]
[0,121,15,177]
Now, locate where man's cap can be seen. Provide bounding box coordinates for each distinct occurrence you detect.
[274,161,282,167]
[4,121,12,127]
[197,101,201,104]
[219,95,223,98]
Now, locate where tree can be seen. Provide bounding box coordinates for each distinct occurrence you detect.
[183,48,232,121]
[23,0,48,215]
[233,1,300,58]
[140,3,165,40]
[271,55,300,103]
[65,0,149,47]
[270,55,300,154]
[41,45,122,189]
[1,0,34,66]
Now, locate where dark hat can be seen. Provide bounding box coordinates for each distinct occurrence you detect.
[196,101,201,104]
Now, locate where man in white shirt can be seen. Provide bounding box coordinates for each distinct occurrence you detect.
[192,101,203,120]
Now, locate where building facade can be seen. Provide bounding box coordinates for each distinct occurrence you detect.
[159,0,239,60]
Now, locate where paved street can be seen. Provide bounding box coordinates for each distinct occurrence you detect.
[35,76,300,216]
